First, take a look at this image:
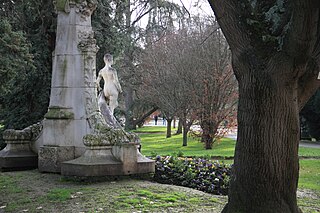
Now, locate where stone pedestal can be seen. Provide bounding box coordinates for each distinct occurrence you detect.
[38,146,75,173]
[61,146,123,176]
[38,0,99,172]
[61,143,154,177]
[1,0,155,176]
[0,128,38,171]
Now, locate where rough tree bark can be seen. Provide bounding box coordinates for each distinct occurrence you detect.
[124,86,135,130]
[201,120,216,149]
[166,118,172,138]
[208,0,320,212]
[176,119,182,134]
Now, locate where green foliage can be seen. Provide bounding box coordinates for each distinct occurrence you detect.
[154,156,232,195]
[0,19,34,93]
[92,0,127,70]
[301,89,320,140]
[0,1,55,148]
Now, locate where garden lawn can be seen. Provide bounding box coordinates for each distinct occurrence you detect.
[137,131,236,158]
[299,159,320,192]
[135,126,320,158]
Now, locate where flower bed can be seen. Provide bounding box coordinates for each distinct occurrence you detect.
[153,156,232,195]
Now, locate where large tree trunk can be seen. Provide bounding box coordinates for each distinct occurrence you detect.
[208,0,320,212]
[223,55,301,212]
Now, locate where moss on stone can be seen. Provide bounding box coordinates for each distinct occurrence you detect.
[55,0,68,11]
[44,108,74,119]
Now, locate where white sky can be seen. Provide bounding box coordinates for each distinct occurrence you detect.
[133,0,214,28]
[177,0,213,17]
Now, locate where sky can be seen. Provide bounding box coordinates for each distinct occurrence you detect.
[177,0,213,17]
[133,0,214,28]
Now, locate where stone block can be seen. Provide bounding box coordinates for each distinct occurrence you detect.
[41,119,87,148]
[0,148,38,171]
[112,143,138,175]
[61,147,123,176]
[0,128,38,171]
[38,146,75,173]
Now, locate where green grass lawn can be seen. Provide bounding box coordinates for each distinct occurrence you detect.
[299,159,320,192]
[135,126,235,158]
[135,126,320,158]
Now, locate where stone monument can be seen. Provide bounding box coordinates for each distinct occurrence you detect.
[0,0,154,176]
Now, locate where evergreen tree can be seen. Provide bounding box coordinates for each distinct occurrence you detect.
[0,1,55,148]
[300,89,320,140]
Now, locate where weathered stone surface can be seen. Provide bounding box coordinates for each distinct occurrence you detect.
[61,144,154,176]
[0,149,37,171]
[38,146,75,173]
[0,125,41,171]
[61,146,123,176]
[44,107,74,119]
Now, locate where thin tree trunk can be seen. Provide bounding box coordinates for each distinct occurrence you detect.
[166,118,172,138]
[173,117,176,128]
[182,126,188,146]
[223,59,300,213]
[176,119,182,134]
[182,118,192,147]
[124,86,135,130]
[133,107,158,127]
[201,121,215,149]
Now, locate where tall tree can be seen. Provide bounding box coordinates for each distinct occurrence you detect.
[0,0,55,148]
[139,16,238,146]
[208,0,320,212]
[111,0,187,130]
[0,19,35,149]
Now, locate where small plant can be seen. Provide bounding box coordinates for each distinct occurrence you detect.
[154,156,232,195]
[177,150,184,157]
[150,151,158,157]
[47,188,73,202]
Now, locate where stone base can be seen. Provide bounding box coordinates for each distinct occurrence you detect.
[0,149,38,171]
[38,146,76,173]
[61,147,123,176]
[136,152,155,174]
[61,145,155,177]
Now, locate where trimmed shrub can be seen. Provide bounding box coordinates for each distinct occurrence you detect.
[154,156,232,195]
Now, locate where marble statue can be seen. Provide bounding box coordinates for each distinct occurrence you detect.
[96,54,122,115]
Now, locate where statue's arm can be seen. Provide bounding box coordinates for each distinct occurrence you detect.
[96,71,103,91]
[113,68,123,93]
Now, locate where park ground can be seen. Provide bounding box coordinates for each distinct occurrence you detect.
[0,126,319,212]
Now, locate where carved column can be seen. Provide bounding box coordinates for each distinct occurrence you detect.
[38,0,99,173]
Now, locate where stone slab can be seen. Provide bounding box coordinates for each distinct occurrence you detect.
[38,146,75,173]
[0,149,38,171]
[61,145,155,177]
[41,119,88,147]
[61,157,123,177]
